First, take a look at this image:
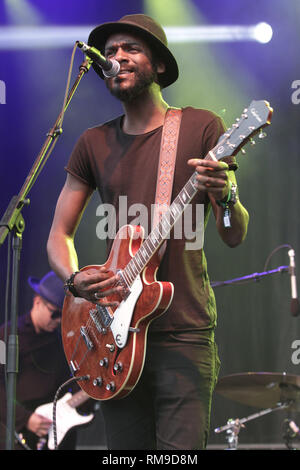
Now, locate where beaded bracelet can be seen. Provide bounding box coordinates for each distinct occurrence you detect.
[64,271,80,297]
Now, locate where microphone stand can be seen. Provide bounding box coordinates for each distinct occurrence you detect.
[212,262,295,449]
[211,265,289,288]
[0,57,92,450]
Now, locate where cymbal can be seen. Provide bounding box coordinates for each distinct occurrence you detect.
[215,372,300,411]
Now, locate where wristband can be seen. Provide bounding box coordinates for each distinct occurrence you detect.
[216,182,238,228]
[64,271,80,297]
[216,182,238,206]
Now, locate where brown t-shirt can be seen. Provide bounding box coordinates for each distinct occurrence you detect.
[65,106,237,332]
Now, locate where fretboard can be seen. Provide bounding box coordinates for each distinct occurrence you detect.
[67,390,90,408]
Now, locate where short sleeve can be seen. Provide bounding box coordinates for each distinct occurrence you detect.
[65,132,97,188]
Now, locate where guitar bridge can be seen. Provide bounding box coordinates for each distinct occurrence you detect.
[96,304,113,328]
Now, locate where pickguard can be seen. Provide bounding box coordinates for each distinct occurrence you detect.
[110,275,143,348]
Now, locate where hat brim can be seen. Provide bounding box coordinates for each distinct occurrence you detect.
[28,276,63,309]
[88,22,178,89]
[28,276,43,297]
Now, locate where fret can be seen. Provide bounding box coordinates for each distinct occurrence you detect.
[126,262,135,282]
[137,248,147,264]
[188,173,198,192]
[142,241,152,258]
[176,197,186,213]
[153,225,163,242]
[122,269,131,286]
[180,188,189,204]
[123,265,134,287]
[170,203,180,218]
[139,239,155,262]
[150,231,159,246]
[130,258,139,276]
[185,177,198,199]
[135,253,144,270]
[124,263,132,281]
[162,218,171,232]
[159,218,170,237]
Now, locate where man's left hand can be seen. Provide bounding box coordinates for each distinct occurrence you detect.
[188,158,230,201]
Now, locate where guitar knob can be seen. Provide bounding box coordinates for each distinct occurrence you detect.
[99,357,108,367]
[259,130,267,139]
[93,377,103,387]
[106,381,115,392]
[113,362,123,372]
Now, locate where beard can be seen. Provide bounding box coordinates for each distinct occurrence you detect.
[105,66,157,103]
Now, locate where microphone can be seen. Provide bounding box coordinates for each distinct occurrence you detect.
[288,248,300,316]
[76,41,120,78]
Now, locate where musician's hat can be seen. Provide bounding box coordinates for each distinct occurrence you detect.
[88,14,179,88]
[28,271,65,309]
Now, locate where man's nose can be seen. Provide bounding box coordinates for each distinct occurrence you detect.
[114,47,128,62]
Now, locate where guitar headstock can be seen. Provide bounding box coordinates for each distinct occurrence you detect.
[213,100,273,160]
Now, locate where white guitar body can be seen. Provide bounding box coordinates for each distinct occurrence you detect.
[35,392,94,450]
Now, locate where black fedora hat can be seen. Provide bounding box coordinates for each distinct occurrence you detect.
[28,271,65,310]
[88,14,179,89]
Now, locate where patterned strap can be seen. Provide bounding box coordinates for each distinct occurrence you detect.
[153,107,182,259]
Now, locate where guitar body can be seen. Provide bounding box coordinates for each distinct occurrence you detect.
[62,225,174,401]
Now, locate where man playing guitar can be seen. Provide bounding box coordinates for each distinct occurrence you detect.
[47,14,249,450]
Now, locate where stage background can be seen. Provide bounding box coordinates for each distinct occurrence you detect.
[0,0,299,449]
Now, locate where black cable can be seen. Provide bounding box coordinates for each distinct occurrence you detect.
[263,243,292,272]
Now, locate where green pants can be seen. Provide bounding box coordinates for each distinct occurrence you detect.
[101,328,220,450]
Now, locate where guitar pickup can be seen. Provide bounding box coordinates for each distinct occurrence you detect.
[80,326,94,350]
[89,308,103,333]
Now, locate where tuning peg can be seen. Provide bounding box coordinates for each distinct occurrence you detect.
[240,148,246,155]
[258,129,267,139]
[249,138,256,146]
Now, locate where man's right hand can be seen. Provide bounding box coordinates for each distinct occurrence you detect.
[73,267,127,306]
[27,413,52,437]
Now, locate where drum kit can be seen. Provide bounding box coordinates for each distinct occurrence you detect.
[212,249,300,449]
[214,372,300,449]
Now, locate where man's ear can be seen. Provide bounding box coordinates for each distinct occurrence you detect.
[156,61,166,74]
[32,294,42,308]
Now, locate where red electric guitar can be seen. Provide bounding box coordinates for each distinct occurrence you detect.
[62,100,273,401]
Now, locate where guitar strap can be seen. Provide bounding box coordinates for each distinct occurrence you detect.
[153,107,182,260]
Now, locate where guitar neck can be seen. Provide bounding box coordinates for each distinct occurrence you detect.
[67,390,90,408]
[123,169,201,286]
